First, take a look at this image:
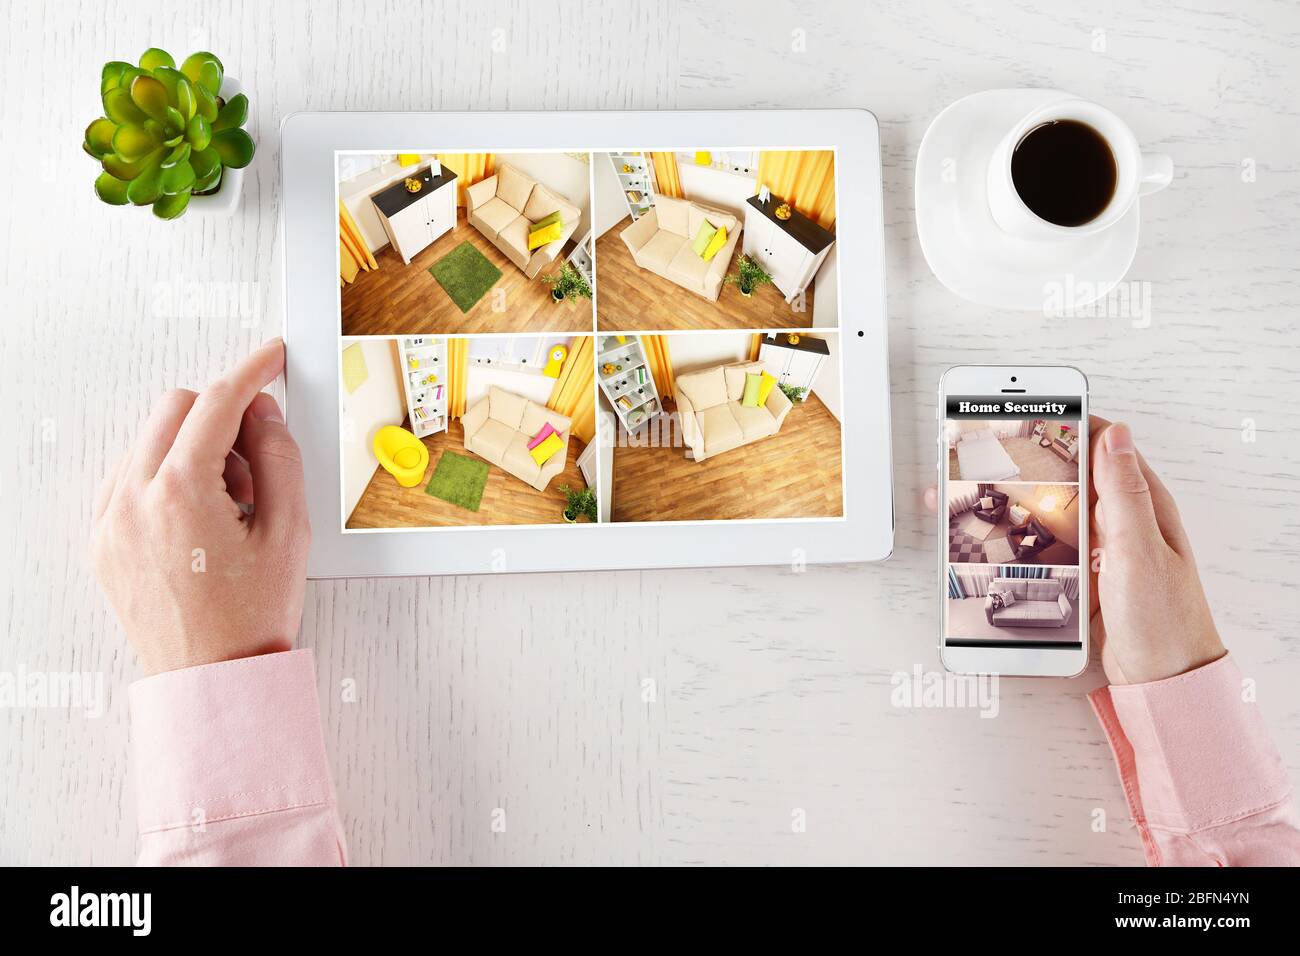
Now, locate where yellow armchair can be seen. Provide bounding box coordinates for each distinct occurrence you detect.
[373,425,428,487]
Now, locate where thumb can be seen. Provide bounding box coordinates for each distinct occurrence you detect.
[1093,422,1160,545]
[234,392,308,541]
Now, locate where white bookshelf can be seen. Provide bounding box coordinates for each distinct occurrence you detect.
[568,229,593,287]
[598,335,661,431]
[399,336,447,439]
[608,152,656,221]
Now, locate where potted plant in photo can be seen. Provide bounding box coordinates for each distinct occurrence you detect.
[778,383,808,405]
[83,48,255,219]
[724,255,773,297]
[560,484,598,523]
[542,262,593,304]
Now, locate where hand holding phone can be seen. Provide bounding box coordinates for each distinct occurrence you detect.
[1088,416,1224,684]
[939,366,1089,677]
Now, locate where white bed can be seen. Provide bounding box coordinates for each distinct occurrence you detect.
[955,428,1021,481]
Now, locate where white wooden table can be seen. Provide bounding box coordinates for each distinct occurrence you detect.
[2,0,1297,866]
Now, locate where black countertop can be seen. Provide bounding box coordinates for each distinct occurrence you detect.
[746,194,835,255]
[763,332,830,356]
[371,165,458,219]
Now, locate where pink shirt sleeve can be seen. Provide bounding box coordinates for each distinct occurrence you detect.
[129,648,346,866]
[1089,653,1300,866]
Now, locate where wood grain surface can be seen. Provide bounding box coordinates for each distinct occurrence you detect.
[342,212,591,335]
[611,394,844,522]
[1,0,1297,866]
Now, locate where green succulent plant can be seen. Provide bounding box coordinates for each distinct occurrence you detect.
[83,48,255,219]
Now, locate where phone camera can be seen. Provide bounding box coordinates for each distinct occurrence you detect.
[1010,376,1017,382]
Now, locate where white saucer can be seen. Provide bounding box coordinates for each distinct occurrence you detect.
[915,89,1140,311]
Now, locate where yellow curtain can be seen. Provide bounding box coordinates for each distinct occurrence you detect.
[339,200,377,285]
[446,338,469,420]
[748,334,762,362]
[435,153,495,207]
[642,335,675,402]
[649,152,683,199]
[755,150,837,229]
[546,337,595,444]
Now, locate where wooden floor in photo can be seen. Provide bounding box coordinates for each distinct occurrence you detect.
[341,209,592,335]
[610,392,843,522]
[346,418,589,528]
[595,216,816,331]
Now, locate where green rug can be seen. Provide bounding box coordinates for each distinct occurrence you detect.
[425,451,489,511]
[428,241,502,313]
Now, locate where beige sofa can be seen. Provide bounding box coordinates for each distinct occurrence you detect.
[674,360,792,462]
[462,386,572,492]
[466,163,581,279]
[984,578,1074,628]
[618,196,741,301]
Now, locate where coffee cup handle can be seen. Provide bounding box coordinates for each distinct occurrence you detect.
[1139,153,1173,196]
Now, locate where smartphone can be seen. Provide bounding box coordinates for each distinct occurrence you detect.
[938,366,1089,677]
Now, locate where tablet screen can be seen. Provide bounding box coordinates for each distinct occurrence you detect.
[335,149,845,531]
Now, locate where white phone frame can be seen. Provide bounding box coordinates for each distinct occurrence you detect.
[938,365,1089,677]
[280,110,894,578]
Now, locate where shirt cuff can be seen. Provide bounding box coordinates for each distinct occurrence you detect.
[1089,653,1291,852]
[129,649,335,834]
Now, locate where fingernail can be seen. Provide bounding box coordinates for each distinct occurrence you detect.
[253,393,284,423]
[1105,422,1135,455]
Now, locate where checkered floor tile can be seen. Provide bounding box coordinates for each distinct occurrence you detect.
[949,516,988,564]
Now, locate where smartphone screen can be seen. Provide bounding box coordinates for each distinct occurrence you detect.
[939,368,1088,676]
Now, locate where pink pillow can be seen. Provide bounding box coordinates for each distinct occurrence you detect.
[527,422,559,450]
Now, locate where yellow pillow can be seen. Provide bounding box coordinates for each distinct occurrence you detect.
[701,225,728,262]
[528,219,564,250]
[529,431,564,466]
[756,370,778,404]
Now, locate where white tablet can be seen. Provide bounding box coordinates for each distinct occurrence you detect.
[280,110,892,577]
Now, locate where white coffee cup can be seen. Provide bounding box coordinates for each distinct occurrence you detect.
[987,98,1172,240]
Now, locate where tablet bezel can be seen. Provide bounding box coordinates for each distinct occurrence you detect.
[281,110,893,577]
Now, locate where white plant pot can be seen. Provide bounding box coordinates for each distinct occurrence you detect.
[187,76,246,217]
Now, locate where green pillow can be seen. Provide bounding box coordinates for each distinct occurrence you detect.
[741,372,763,407]
[691,220,718,257]
[532,210,563,231]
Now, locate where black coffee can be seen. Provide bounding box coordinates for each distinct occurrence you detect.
[1010,120,1117,227]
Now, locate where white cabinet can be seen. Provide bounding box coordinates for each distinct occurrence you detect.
[386,202,436,265]
[759,334,829,396]
[371,166,459,265]
[743,215,789,288]
[742,197,835,304]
